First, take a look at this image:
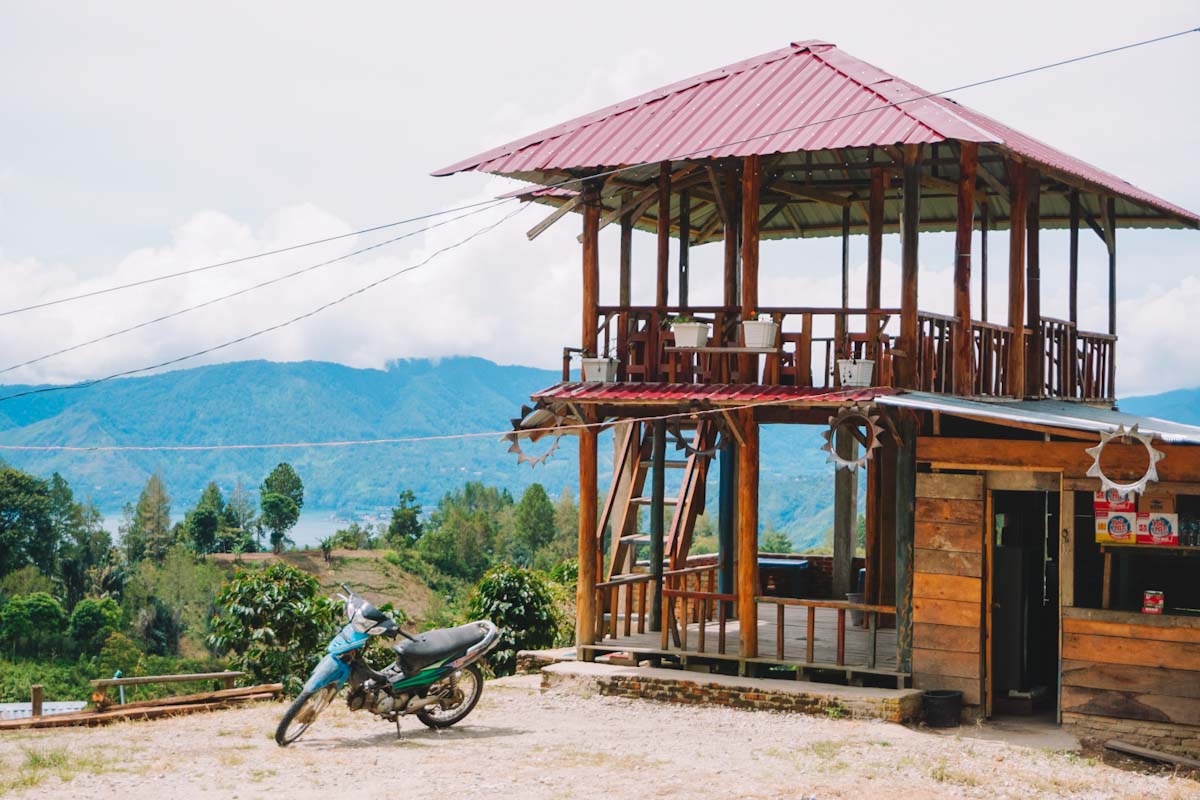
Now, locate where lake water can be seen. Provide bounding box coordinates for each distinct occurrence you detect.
[100,511,366,551]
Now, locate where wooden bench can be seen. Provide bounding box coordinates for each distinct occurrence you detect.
[90,671,245,708]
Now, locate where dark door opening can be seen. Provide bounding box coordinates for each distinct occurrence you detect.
[991,490,1059,715]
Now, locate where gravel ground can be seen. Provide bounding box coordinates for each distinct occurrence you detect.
[1,677,1197,800]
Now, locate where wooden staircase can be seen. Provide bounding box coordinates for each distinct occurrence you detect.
[597,419,716,582]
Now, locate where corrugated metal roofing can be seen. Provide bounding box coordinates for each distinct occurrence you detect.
[876,392,1200,445]
[434,40,1197,228]
[533,382,893,405]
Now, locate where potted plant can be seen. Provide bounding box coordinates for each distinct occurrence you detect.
[741,313,779,348]
[670,315,709,348]
[580,353,618,382]
[837,358,875,387]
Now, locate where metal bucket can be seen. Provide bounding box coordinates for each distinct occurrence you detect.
[923,689,963,728]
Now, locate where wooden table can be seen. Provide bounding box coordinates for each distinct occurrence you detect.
[664,346,781,383]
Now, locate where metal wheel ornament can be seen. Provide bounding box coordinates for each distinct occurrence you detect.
[1084,424,1165,496]
[820,403,884,472]
[502,406,567,467]
[667,417,731,458]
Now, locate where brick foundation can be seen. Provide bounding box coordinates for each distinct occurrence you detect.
[1062,711,1200,760]
[542,661,922,723]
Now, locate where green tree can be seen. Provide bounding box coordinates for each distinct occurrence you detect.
[223,478,259,551]
[0,466,55,576]
[326,521,377,550]
[57,497,113,610]
[385,489,422,548]
[532,487,579,571]
[133,471,172,563]
[466,564,557,676]
[207,563,338,693]
[0,566,55,601]
[260,464,303,554]
[760,528,794,554]
[97,630,143,678]
[68,597,122,655]
[0,592,67,659]
[185,482,225,555]
[511,483,555,565]
[417,482,512,581]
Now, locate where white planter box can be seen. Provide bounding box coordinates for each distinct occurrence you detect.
[742,319,779,348]
[581,357,618,383]
[671,321,709,349]
[837,358,875,387]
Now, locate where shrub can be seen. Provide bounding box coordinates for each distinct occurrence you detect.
[97,630,143,678]
[68,597,122,656]
[207,563,338,694]
[0,658,95,703]
[465,564,557,677]
[0,593,67,660]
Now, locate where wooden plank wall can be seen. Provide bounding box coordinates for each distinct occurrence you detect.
[912,473,986,705]
[1062,614,1200,727]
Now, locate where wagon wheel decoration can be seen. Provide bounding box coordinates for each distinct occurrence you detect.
[667,415,732,458]
[820,403,884,472]
[1084,424,1165,496]
[502,406,567,468]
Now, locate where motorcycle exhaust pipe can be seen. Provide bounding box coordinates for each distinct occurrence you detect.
[405,694,443,712]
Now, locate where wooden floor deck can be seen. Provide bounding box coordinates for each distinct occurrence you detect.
[586,603,903,684]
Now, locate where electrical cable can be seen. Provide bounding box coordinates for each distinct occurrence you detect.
[0,201,506,376]
[0,203,527,403]
[2,26,1193,318]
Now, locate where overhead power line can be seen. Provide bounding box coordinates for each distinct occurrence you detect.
[0,201,506,377]
[0,204,528,404]
[3,26,1193,319]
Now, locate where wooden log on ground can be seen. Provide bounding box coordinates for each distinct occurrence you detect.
[1105,740,1200,770]
[0,692,279,731]
[94,683,283,711]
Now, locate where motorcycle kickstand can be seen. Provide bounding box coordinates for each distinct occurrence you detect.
[394,717,402,739]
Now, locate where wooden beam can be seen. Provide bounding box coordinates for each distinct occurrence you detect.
[706,165,729,225]
[576,410,599,654]
[1027,169,1042,396]
[953,142,978,396]
[656,162,671,310]
[917,437,1200,481]
[723,161,741,308]
[618,192,632,309]
[582,181,600,354]
[649,420,666,632]
[1069,189,1080,325]
[867,168,884,362]
[981,199,989,323]
[1007,159,1028,398]
[895,414,917,673]
[832,430,858,598]
[772,181,853,207]
[741,154,761,379]
[976,163,1010,201]
[736,409,759,658]
[898,144,922,389]
[679,190,691,310]
[526,193,583,240]
[1106,196,1117,395]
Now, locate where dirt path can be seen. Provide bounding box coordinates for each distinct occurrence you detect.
[1,677,1196,800]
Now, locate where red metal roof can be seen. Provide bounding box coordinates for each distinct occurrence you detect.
[434,40,1197,226]
[532,382,894,405]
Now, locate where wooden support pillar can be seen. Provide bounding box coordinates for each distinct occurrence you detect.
[718,443,737,600]
[1068,190,1079,325]
[576,412,599,654]
[656,162,671,311]
[736,410,759,658]
[953,142,978,396]
[723,161,741,310]
[740,154,761,380]
[1105,196,1117,396]
[864,454,880,605]
[893,413,917,673]
[679,189,691,311]
[898,145,921,389]
[981,201,989,323]
[836,204,850,360]
[649,419,666,632]
[618,192,633,376]
[1026,170,1042,396]
[867,168,885,361]
[1006,160,1028,398]
[832,433,858,599]
[581,180,601,354]
[31,684,43,718]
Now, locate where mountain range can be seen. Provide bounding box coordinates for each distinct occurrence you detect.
[1,358,1195,551]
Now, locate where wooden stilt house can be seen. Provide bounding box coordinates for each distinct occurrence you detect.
[436,41,1200,754]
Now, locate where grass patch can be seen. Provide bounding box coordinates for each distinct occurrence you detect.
[0,745,112,794]
[929,760,979,787]
[809,740,846,760]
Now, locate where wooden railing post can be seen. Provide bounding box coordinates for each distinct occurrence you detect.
[30,685,43,718]
[953,142,978,395]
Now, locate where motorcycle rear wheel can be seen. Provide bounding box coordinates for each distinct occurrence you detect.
[416,663,483,729]
[275,684,337,746]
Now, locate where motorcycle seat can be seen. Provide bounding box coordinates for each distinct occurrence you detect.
[395,623,488,674]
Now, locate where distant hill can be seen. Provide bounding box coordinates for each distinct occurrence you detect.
[2,358,1193,552]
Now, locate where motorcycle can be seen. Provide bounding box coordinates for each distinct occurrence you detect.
[275,584,499,746]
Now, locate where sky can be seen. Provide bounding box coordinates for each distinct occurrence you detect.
[1,1,1197,399]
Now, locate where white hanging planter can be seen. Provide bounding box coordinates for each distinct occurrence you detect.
[581,357,618,383]
[671,321,709,348]
[838,358,875,387]
[742,318,779,348]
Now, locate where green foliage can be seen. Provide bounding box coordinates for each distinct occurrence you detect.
[0,592,67,659]
[760,528,794,554]
[133,472,173,563]
[0,658,96,703]
[385,489,422,548]
[121,544,224,654]
[0,466,55,577]
[465,564,558,677]
[260,463,303,554]
[510,483,555,566]
[207,563,338,694]
[97,630,143,677]
[418,482,512,581]
[68,597,122,656]
[0,566,55,601]
[326,521,379,550]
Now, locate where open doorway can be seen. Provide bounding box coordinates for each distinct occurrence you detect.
[990,490,1059,716]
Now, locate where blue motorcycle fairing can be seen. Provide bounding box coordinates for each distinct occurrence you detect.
[327,623,369,656]
[302,653,351,694]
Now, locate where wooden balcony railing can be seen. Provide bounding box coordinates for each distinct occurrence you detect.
[755,596,896,670]
[575,305,1115,400]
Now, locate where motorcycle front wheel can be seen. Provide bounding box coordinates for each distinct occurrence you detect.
[275,684,337,746]
[416,663,483,729]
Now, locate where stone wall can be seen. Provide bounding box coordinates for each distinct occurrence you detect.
[1063,711,1200,760]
